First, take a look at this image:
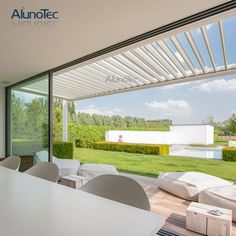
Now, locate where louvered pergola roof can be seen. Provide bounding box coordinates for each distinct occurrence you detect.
[17,12,236,100]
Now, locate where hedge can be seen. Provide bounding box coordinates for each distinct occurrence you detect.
[91,142,169,155]
[53,141,73,159]
[54,122,170,149]
[222,147,236,161]
[69,124,107,148]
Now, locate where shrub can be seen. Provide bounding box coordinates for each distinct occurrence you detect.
[91,142,169,155]
[53,141,73,159]
[222,147,236,161]
[159,145,169,155]
[57,124,171,148]
[75,139,82,148]
[69,124,107,148]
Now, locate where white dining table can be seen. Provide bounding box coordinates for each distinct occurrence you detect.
[0,166,165,236]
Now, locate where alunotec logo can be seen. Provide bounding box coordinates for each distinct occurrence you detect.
[11,7,59,20]
[105,75,137,83]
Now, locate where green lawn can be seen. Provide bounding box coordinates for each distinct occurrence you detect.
[214,140,228,146]
[74,148,236,182]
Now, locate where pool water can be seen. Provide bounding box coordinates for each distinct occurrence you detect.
[170,148,222,159]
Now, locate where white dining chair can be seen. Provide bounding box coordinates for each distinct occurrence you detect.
[25,162,59,183]
[80,174,150,211]
[0,156,21,171]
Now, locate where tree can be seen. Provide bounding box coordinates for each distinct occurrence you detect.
[68,101,77,124]
[222,113,236,135]
[11,93,26,138]
[228,113,236,134]
[25,97,48,139]
[204,115,223,137]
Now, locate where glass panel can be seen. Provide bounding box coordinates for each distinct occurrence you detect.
[222,15,236,67]
[7,74,49,169]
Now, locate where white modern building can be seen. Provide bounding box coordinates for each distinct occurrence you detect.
[106,125,214,145]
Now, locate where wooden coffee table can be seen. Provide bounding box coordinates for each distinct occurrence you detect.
[60,175,88,189]
[186,202,232,236]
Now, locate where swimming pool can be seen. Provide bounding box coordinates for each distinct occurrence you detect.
[170,147,222,159]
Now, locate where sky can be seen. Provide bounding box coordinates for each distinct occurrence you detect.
[75,74,236,124]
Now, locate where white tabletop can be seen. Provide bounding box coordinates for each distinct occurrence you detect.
[0,166,165,236]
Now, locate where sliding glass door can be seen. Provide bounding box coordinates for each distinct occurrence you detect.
[6,73,51,170]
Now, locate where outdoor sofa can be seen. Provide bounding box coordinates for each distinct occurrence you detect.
[156,172,233,201]
[34,150,119,180]
[157,171,236,222]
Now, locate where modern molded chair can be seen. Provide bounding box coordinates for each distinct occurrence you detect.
[25,162,59,183]
[0,156,21,171]
[80,174,150,211]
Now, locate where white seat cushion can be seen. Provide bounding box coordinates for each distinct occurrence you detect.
[79,163,118,180]
[53,158,80,177]
[156,172,233,201]
[34,151,80,177]
[199,185,236,222]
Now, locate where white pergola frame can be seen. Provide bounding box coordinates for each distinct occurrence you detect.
[14,9,236,141]
[52,9,236,102]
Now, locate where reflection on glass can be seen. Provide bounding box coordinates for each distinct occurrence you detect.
[7,75,49,159]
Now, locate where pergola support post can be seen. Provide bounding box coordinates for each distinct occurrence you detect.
[62,100,68,142]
